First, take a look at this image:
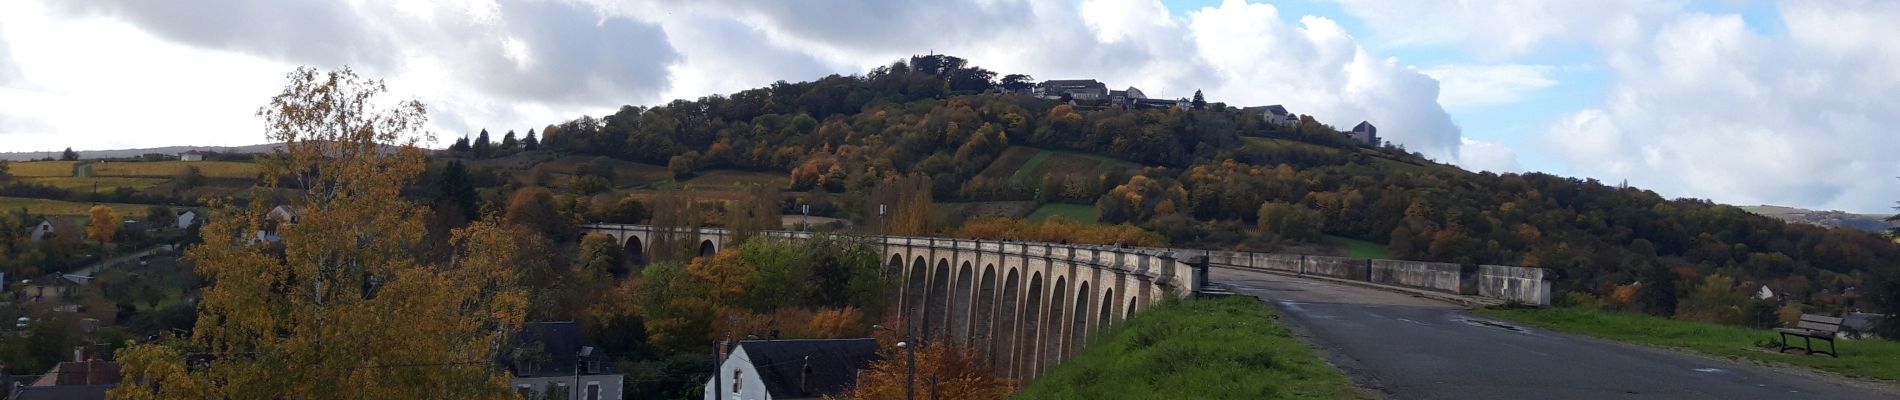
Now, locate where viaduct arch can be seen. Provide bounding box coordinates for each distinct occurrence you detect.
[581,223,1205,383]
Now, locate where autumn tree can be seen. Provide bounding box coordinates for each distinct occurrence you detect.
[869,175,935,236]
[724,183,782,245]
[112,66,528,400]
[575,233,624,282]
[837,323,1015,400]
[86,205,119,248]
[505,186,568,240]
[1257,202,1322,242]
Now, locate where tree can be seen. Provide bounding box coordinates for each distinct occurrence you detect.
[473,129,493,158]
[0,160,11,182]
[61,147,78,161]
[112,66,528,400]
[1257,202,1322,242]
[575,233,623,281]
[869,176,934,236]
[500,130,519,151]
[86,205,118,247]
[505,187,567,240]
[724,183,781,245]
[999,74,1035,93]
[450,136,471,152]
[522,129,539,151]
[836,334,1014,400]
[434,161,479,222]
[178,166,206,189]
[1636,265,1679,317]
[1191,90,1207,110]
[595,196,650,224]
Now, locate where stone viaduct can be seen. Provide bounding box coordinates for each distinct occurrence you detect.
[581,223,1208,382]
[581,223,1554,382]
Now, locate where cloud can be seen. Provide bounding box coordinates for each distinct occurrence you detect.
[1458,138,1521,173]
[1329,0,1685,58]
[1419,64,1559,108]
[1546,2,1900,213]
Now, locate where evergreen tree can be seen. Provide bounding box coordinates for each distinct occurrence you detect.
[472,129,493,158]
[522,129,539,151]
[500,130,519,151]
[1191,90,1207,110]
[60,147,78,161]
[450,137,471,152]
[435,161,479,221]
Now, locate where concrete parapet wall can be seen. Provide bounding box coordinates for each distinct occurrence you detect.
[1304,256,1369,281]
[1477,265,1550,305]
[1368,260,1463,293]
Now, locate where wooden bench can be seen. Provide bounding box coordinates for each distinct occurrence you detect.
[1776,314,1843,357]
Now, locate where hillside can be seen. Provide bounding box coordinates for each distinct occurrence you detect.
[0,143,281,161]
[495,53,1900,318]
[1741,205,1895,234]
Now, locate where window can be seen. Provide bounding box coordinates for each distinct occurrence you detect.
[732,370,744,394]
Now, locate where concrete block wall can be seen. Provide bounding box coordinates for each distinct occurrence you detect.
[1304,256,1370,281]
[1368,260,1463,293]
[1477,265,1551,305]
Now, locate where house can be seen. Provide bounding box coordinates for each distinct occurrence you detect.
[257,205,302,243]
[1755,285,1775,300]
[1036,79,1108,101]
[1348,121,1380,146]
[1109,86,1149,108]
[175,209,200,230]
[28,218,54,242]
[10,354,119,400]
[20,274,85,302]
[1243,105,1297,128]
[1133,98,1183,110]
[503,321,623,400]
[178,151,208,161]
[704,338,880,400]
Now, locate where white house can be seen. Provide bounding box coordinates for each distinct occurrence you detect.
[1755,285,1776,300]
[28,218,55,242]
[1036,79,1108,101]
[256,205,302,243]
[504,322,623,400]
[175,209,199,230]
[178,151,207,162]
[704,338,879,400]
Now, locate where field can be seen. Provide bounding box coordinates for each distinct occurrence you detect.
[1322,235,1389,258]
[1028,203,1098,223]
[679,170,789,191]
[1242,136,1341,156]
[1482,307,1900,381]
[977,146,1140,183]
[21,177,169,191]
[1019,297,1364,399]
[937,201,1038,221]
[9,160,259,179]
[0,196,156,218]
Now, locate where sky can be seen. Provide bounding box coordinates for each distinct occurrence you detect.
[0,0,1895,214]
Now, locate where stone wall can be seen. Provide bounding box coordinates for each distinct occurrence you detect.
[1196,249,1552,306]
[1477,265,1551,305]
[1368,260,1464,293]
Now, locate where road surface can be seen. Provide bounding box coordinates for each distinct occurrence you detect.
[1212,267,1899,400]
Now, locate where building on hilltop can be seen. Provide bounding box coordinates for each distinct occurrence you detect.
[7,351,121,400]
[1109,86,1149,108]
[704,338,880,400]
[179,150,208,161]
[1349,121,1380,146]
[256,205,302,243]
[27,218,54,242]
[503,321,623,400]
[1241,105,1297,128]
[1036,79,1108,101]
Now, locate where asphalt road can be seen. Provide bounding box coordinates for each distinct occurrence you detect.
[1211,267,1900,400]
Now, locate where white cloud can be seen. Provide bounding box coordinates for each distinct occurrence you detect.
[1330,0,1685,59]
[1419,64,1559,108]
[1545,2,1900,213]
[1457,138,1520,173]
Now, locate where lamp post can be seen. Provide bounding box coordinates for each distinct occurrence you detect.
[873,321,916,400]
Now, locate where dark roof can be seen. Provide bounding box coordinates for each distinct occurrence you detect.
[35,361,121,386]
[504,321,618,378]
[735,338,880,398]
[1353,121,1377,133]
[14,384,115,400]
[1262,104,1290,116]
[1041,79,1103,87]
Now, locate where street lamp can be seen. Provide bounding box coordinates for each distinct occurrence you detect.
[873,322,916,400]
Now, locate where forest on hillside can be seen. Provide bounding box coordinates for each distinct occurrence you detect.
[493,54,1900,333]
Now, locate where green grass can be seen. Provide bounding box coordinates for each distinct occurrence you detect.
[1322,235,1388,259]
[22,177,169,191]
[0,196,154,218]
[1019,297,1364,399]
[1482,307,1900,381]
[1007,149,1054,182]
[1028,203,1098,223]
[1243,137,1341,156]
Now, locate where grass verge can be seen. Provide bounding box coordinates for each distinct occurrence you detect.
[1007,149,1054,182]
[1018,296,1364,399]
[1027,203,1097,223]
[0,196,154,217]
[1481,307,1900,381]
[1322,235,1388,259]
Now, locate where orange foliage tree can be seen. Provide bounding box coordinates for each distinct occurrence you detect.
[956,217,1165,247]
